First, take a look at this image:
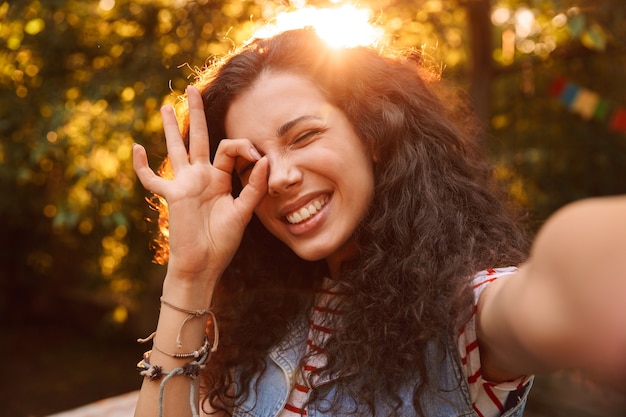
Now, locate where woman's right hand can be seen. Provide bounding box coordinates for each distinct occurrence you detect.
[132,86,268,290]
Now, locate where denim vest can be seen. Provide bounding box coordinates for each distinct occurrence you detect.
[232,319,532,417]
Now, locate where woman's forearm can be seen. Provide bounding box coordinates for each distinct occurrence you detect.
[134,272,217,417]
[478,195,626,379]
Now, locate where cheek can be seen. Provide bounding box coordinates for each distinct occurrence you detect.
[253,199,268,218]
[253,200,279,232]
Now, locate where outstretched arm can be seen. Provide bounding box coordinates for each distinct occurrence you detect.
[478,195,626,382]
[133,86,268,417]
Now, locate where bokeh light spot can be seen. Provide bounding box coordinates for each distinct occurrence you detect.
[25,18,45,35]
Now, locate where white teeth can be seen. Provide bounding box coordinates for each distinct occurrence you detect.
[286,196,328,224]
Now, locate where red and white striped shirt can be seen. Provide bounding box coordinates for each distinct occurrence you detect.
[279,278,343,416]
[280,269,532,417]
[459,267,532,417]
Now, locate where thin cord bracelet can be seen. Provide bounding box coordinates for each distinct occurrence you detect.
[137,332,210,358]
[137,310,219,355]
[160,297,212,316]
[159,297,213,348]
[135,298,220,417]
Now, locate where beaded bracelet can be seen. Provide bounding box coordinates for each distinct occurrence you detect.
[135,299,219,417]
[153,335,210,359]
[137,350,209,417]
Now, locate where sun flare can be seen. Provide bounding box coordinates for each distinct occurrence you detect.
[254,5,384,49]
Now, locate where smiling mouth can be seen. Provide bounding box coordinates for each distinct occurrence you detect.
[285,195,329,224]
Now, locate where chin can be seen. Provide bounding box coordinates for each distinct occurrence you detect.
[292,249,329,262]
[290,237,355,265]
[288,242,335,262]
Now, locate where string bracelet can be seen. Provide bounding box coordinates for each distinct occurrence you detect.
[136,350,209,417]
[154,334,210,359]
[134,298,220,417]
[159,297,214,348]
[137,309,219,355]
[140,333,209,359]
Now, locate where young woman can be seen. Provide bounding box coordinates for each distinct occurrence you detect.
[132,28,626,417]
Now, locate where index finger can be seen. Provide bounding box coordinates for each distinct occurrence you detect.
[212,138,262,177]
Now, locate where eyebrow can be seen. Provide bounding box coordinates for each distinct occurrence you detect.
[276,115,323,137]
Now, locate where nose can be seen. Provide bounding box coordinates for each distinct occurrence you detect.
[267,154,302,197]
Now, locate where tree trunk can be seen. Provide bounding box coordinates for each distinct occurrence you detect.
[461,0,493,131]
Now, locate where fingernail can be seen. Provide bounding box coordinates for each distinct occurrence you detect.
[249,147,262,160]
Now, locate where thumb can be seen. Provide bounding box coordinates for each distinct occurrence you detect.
[233,156,268,216]
[132,143,165,194]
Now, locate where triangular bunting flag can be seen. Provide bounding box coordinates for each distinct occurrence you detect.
[593,99,611,122]
[549,77,567,97]
[571,89,600,120]
[559,83,579,106]
[551,76,625,134]
[609,108,626,133]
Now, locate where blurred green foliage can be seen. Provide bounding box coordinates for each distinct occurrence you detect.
[487,0,626,221]
[0,0,624,333]
[0,0,271,330]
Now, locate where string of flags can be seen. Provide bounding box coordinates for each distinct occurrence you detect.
[549,76,626,134]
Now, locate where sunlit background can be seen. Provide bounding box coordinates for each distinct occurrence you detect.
[1,0,625,415]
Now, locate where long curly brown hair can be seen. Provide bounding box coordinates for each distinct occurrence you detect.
[152,28,529,416]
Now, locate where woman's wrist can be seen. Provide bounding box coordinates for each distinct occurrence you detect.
[161,268,220,308]
[140,290,217,368]
[135,292,217,417]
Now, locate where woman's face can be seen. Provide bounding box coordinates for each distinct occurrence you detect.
[225,71,375,272]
